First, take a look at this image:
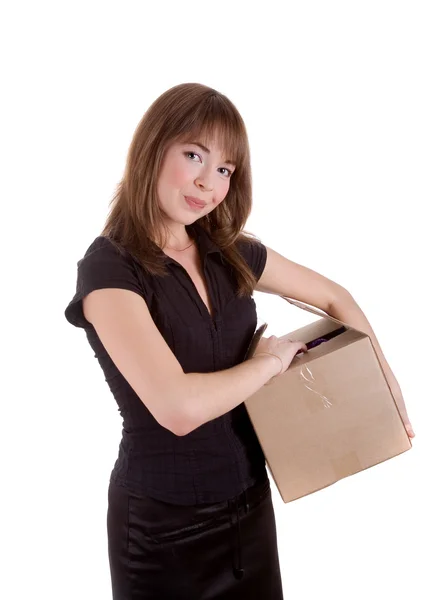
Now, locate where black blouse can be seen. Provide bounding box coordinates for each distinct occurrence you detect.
[64,221,269,505]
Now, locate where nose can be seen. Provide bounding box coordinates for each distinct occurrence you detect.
[195,172,213,192]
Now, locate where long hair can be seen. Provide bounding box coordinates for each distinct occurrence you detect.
[100,82,263,298]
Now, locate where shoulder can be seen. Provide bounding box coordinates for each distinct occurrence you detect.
[65,235,147,329]
[78,235,129,264]
[75,235,141,280]
[234,233,267,281]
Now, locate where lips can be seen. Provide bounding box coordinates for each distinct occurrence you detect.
[184,196,206,208]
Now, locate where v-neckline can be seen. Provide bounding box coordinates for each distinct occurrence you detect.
[163,245,215,320]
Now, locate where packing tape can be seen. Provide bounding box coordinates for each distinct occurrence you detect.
[330,451,362,480]
[298,364,333,411]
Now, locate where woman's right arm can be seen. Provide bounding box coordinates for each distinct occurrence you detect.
[83,288,304,436]
[182,355,283,433]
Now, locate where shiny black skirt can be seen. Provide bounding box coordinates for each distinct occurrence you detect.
[107,476,284,599]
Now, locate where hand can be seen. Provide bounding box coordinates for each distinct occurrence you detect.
[389,381,415,439]
[253,335,308,377]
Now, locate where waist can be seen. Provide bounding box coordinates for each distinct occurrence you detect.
[110,467,270,508]
[110,446,268,505]
[112,408,267,504]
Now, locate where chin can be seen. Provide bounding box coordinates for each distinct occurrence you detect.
[163,212,198,227]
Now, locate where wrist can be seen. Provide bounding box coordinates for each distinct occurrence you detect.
[253,352,283,378]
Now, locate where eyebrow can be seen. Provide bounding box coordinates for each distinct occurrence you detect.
[184,141,236,167]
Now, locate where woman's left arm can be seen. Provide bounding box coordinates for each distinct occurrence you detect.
[255,246,415,438]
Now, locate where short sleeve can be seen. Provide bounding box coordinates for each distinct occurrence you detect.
[64,236,147,329]
[236,237,267,282]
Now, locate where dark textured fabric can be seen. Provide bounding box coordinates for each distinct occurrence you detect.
[107,476,284,599]
[64,221,269,505]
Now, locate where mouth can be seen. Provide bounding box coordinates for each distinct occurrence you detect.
[184,196,206,209]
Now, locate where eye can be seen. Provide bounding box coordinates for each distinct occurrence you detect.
[184,151,201,162]
[184,151,233,178]
[218,167,233,178]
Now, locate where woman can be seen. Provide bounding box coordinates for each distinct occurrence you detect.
[64,82,414,599]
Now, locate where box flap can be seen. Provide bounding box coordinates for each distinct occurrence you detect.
[285,328,366,372]
[280,295,354,330]
[281,319,345,346]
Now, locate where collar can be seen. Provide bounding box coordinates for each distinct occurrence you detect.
[161,221,226,266]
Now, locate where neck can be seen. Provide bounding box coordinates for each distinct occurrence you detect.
[163,223,196,251]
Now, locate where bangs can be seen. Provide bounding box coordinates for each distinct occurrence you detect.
[174,95,247,169]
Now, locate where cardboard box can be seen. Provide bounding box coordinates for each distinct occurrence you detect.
[244,295,412,503]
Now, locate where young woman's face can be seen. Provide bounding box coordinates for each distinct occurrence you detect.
[156,138,236,225]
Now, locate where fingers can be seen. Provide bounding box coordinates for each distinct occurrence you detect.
[405,423,415,438]
[288,339,307,353]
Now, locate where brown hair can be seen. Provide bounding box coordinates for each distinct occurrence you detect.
[100,82,263,299]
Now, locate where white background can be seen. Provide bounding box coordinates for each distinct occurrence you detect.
[2,1,447,598]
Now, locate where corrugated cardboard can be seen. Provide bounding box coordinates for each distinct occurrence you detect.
[244,295,412,503]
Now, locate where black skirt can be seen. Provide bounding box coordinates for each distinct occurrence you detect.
[107,476,284,599]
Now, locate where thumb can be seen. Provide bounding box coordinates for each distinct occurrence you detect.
[405,423,415,438]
